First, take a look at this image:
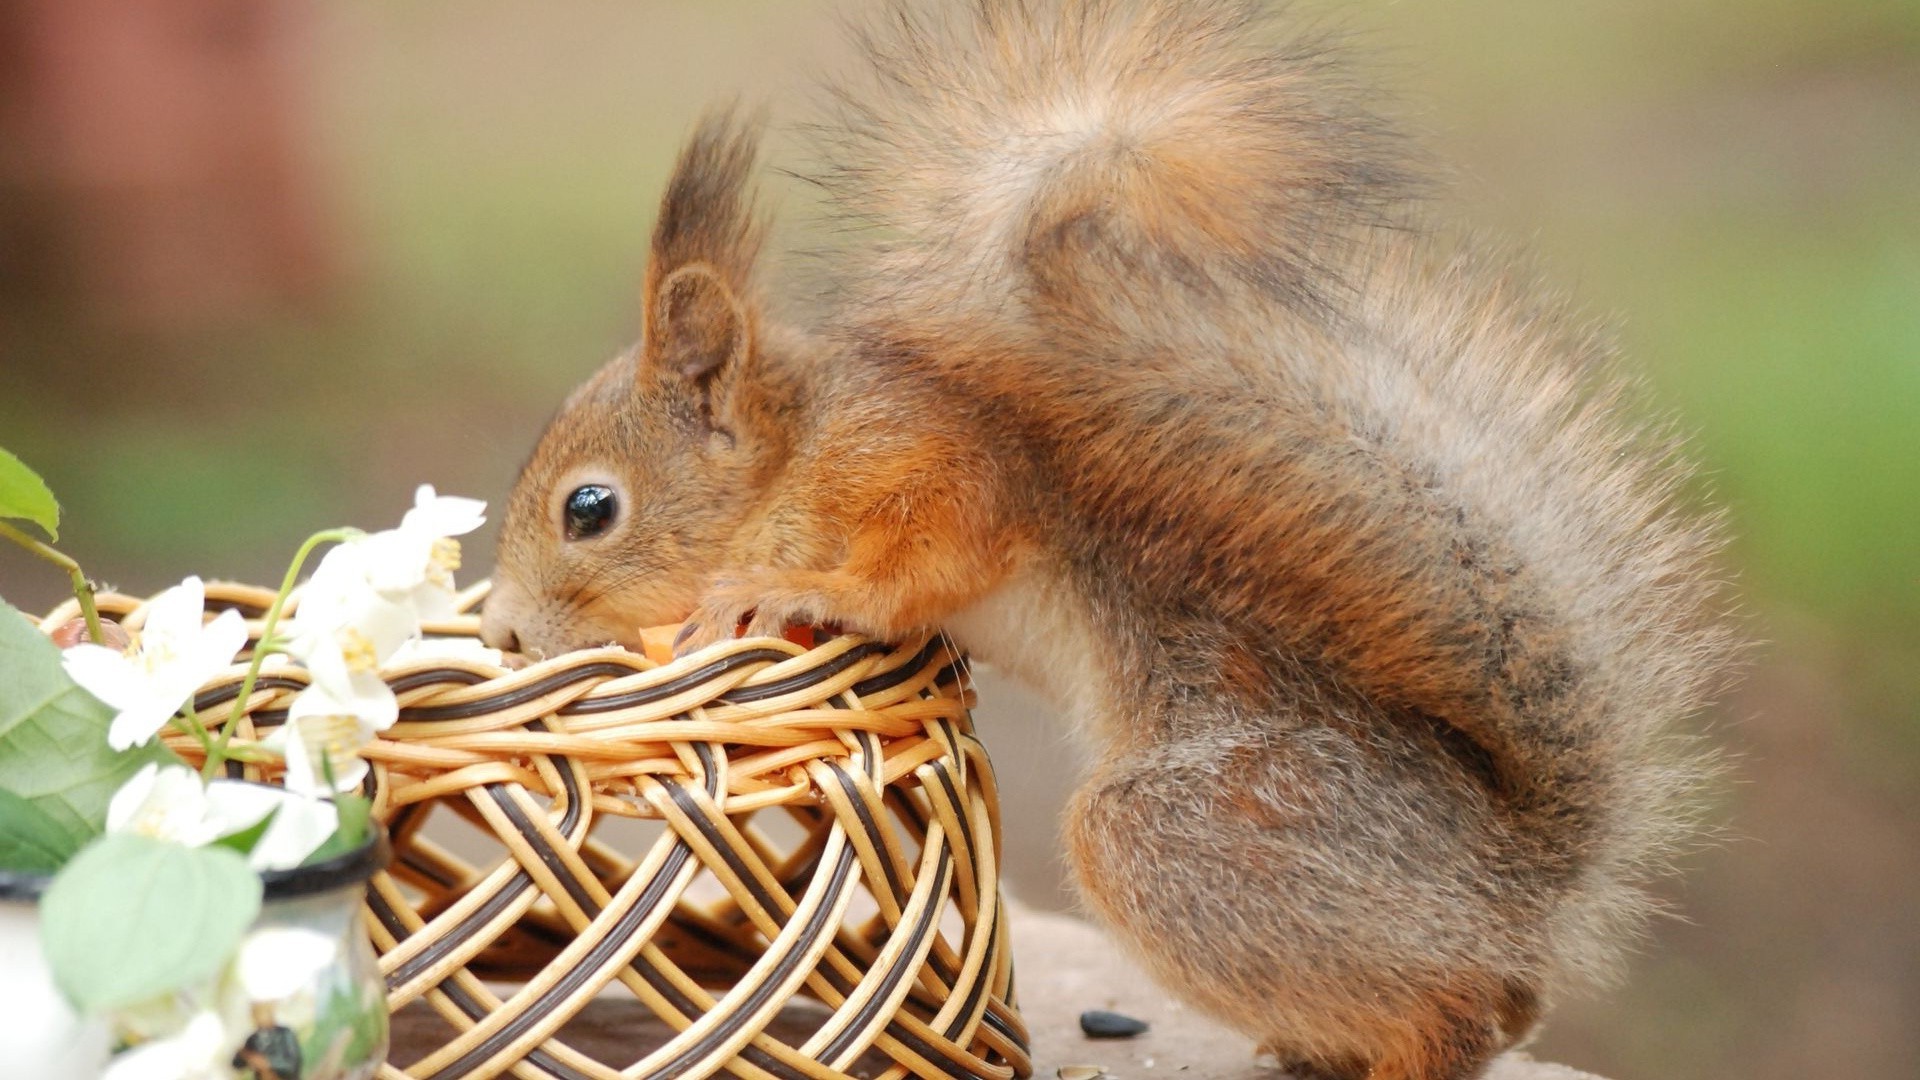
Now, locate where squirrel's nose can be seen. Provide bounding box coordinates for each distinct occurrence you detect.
[478,580,526,654]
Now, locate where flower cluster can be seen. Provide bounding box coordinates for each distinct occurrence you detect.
[60,486,488,835]
[106,762,339,873]
[36,485,486,1077]
[100,926,344,1080]
[278,486,487,794]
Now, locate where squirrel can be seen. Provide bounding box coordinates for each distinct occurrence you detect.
[479,2,1737,1077]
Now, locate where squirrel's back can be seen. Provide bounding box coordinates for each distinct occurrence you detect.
[808,0,1736,993]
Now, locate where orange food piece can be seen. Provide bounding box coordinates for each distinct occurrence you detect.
[637,624,680,665]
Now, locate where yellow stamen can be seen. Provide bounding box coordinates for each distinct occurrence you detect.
[299,714,367,782]
[431,537,462,571]
[339,628,378,672]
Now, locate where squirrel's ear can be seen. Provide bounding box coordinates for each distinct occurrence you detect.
[649,264,749,382]
[640,110,763,386]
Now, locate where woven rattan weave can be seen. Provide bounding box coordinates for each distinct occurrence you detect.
[53,582,1031,1080]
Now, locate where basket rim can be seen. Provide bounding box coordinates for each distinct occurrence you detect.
[0,823,390,903]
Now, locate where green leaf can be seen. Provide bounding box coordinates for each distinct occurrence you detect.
[302,793,372,866]
[41,833,262,1012]
[0,787,83,871]
[0,445,60,541]
[303,980,389,1070]
[209,804,280,858]
[345,981,390,1063]
[0,597,183,851]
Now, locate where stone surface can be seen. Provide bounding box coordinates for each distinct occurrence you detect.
[1007,906,1603,1080]
[389,905,1606,1080]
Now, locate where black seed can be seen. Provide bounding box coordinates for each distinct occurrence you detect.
[233,1024,303,1079]
[1080,1009,1149,1038]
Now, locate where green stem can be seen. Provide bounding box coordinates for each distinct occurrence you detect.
[221,743,278,765]
[0,519,105,643]
[170,709,219,763]
[202,527,359,780]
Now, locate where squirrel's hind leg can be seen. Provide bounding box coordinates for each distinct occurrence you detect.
[1064,722,1542,1080]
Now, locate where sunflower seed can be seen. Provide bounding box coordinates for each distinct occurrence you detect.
[1080,1009,1150,1038]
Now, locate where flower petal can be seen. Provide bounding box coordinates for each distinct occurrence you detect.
[355,593,420,663]
[142,576,208,643]
[249,793,340,869]
[406,580,460,623]
[100,1008,230,1080]
[404,485,487,538]
[68,579,242,751]
[391,636,504,667]
[105,762,161,833]
[100,1033,189,1080]
[279,713,372,797]
[290,557,419,667]
[192,607,248,677]
[107,697,185,752]
[300,540,371,609]
[289,668,396,730]
[205,781,338,870]
[285,678,343,724]
[255,803,341,869]
[348,671,398,730]
[356,527,433,597]
[107,764,219,846]
[201,779,284,839]
[60,643,147,711]
[235,927,338,1001]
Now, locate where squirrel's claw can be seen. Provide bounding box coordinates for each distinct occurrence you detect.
[675,569,828,657]
[669,617,727,659]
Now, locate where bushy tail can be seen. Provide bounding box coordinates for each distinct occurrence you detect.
[808,0,1739,997]
[1353,244,1742,989]
[808,0,1419,345]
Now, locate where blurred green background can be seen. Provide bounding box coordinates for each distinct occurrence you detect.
[1,2,1914,1077]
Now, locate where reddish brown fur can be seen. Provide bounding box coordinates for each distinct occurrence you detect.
[483,4,1737,1078]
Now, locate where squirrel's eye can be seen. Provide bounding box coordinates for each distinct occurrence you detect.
[563,485,618,540]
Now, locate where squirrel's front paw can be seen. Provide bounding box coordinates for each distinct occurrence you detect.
[674,570,834,658]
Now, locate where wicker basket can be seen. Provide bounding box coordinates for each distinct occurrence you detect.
[51,582,1031,1080]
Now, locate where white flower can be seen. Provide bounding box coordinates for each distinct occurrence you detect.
[401,483,488,538]
[204,780,339,872]
[234,927,337,1003]
[105,765,337,871]
[283,485,485,692]
[286,544,416,681]
[273,708,376,796]
[364,484,487,618]
[106,764,226,848]
[61,577,247,750]
[355,484,486,621]
[275,628,400,797]
[291,625,400,732]
[100,1009,234,1080]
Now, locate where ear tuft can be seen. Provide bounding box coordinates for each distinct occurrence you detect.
[655,264,749,381]
[640,109,765,387]
[650,109,764,279]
